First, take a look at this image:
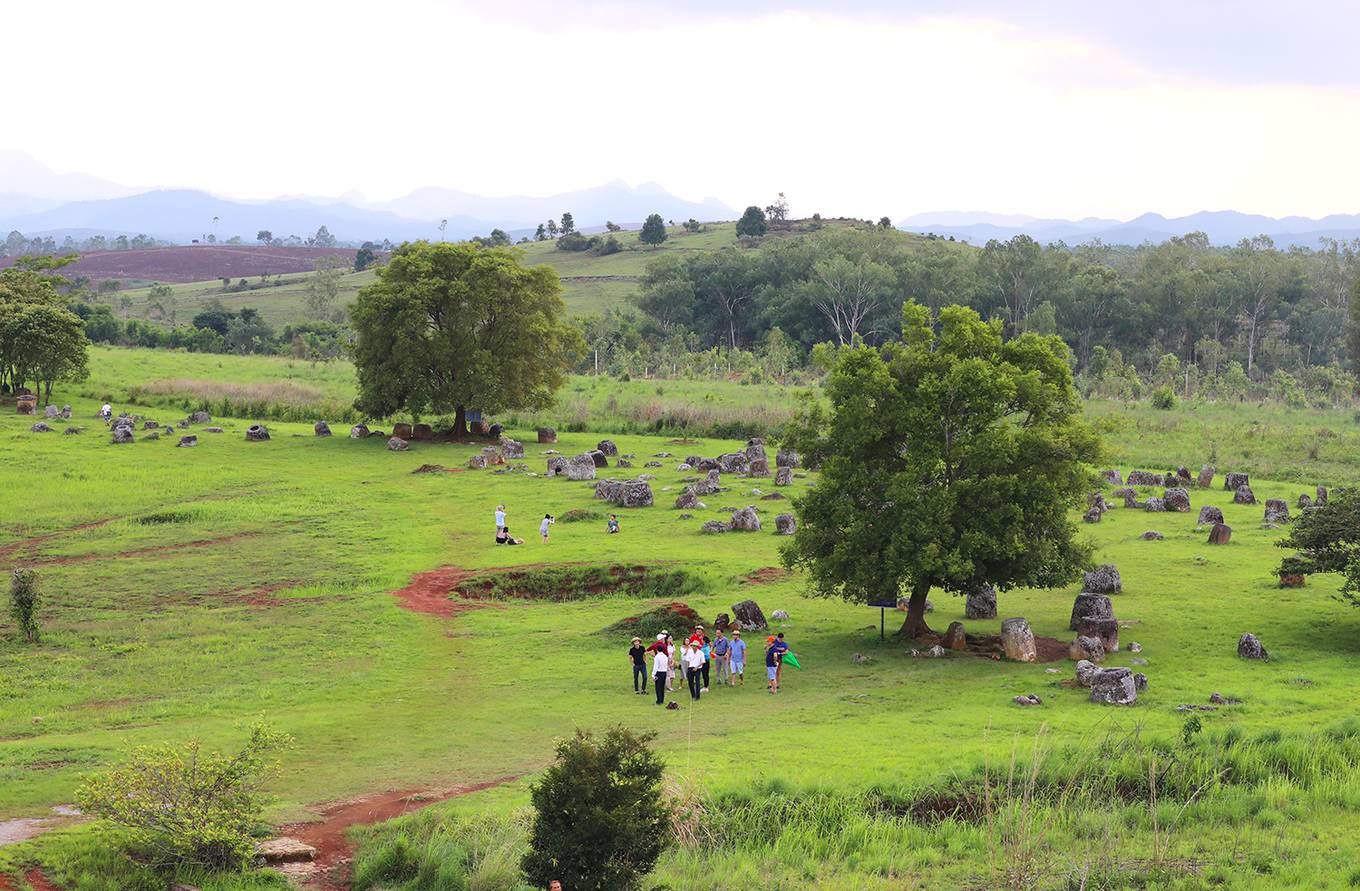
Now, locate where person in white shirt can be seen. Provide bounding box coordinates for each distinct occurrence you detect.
[684,640,706,701]
[494,505,506,533]
[652,646,670,705]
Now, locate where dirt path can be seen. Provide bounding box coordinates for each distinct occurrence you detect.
[0,868,60,891]
[279,775,523,889]
[17,531,263,567]
[0,517,119,561]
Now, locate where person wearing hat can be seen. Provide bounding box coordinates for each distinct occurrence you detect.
[628,636,648,694]
[687,624,711,692]
[684,640,705,701]
[728,630,746,686]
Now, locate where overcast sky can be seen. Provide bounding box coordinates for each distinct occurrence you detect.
[6,0,1360,219]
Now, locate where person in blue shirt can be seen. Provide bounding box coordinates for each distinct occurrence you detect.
[728,631,746,686]
[710,629,731,687]
[773,632,790,686]
[607,514,620,534]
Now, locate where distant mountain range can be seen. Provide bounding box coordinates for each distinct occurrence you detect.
[897,210,1360,249]
[0,150,736,244]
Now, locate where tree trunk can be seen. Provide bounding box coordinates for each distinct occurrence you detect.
[453,404,468,438]
[896,580,934,639]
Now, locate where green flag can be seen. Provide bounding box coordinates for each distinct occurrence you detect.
[782,652,802,669]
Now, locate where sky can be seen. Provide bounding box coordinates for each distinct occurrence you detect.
[4,0,1360,220]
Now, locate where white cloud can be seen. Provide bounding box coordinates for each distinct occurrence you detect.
[4,1,1359,219]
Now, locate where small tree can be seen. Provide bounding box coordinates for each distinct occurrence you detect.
[522,727,669,891]
[878,216,893,229]
[765,191,789,224]
[559,212,575,236]
[354,243,377,272]
[535,223,547,241]
[10,569,39,643]
[683,218,701,233]
[256,230,272,245]
[735,206,768,238]
[77,723,294,871]
[546,219,559,238]
[639,213,668,246]
[605,221,622,232]
[1277,489,1360,606]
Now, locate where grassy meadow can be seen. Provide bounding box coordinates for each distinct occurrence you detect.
[1,348,1360,888]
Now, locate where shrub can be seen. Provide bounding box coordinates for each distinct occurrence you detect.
[76,722,294,871]
[558,509,603,524]
[1150,386,1177,410]
[9,568,40,643]
[523,727,669,891]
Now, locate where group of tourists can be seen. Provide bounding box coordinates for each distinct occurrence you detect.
[493,504,619,544]
[629,625,792,706]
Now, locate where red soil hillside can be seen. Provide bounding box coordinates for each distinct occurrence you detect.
[1,245,358,284]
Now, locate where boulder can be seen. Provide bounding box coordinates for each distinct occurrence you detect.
[392,423,412,440]
[1000,618,1037,662]
[587,450,609,468]
[468,454,488,469]
[1175,466,1194,485]
[59,405,71,419]
[111,426,134,444]
[696,457,721,472]
[1082,506,1102,524]
[29,422,53,432]
[729,506,761,532]
[43,404,59,419]
[387,437,409,451]
[700,520,730,534]
[245,425,270,442]
[1237,633,1268,660]
[714,612,732,632]
[1127,470,1164,486]
[145,432,160,441]
[545,457,566,476]
[564,454,598,481]
[774,466,794,486]
[500,437,525,458]
[1278,572,1305,588]
[747,456,771,477]
[1208,523,1232,544]
[408,423,432,441]
[717,452,749,474]
[1297,493,1313,510]
[1224,472,1250,491]
[314,421,332,437]
[943,621,967,651]
[774,513,797,535]
[204,426,224,433]
[1088,667,1138,705]
[1082,564,1122,594]
[63,426,80,435]
[853,652,872,664]
[1120,490,1143,509]
[141,419,159,430]
[1075,660,1100,687]
[776,449,801,468]
[255,837,317,865]
[1069,635,1105,662]
[1101,469,1123,485]
[965,584,997,620]
[1144,497,1165,512]
[596,479,653,508]
[1075,616,1119,653]
[1140,531,1164,540]
[188,410,212,425]
[674,489,705,510]
[732,599,768,630]
[537,427,557,444]
[1197,465,1215,488]
[1013,694,1043,706]
[1162,487,1191,512]
[1133,673,1148,691]
[349,424,370,439]
[1112,487,1136,501]
[177,435,198,448]
[644,461,662,468]
[1317,486,1329,505]
[1263,499,1290,524]
[596,439,618,457]
[1069,592,1114,631]
[691,478,720,496]
[1087,492,1109,514]
[771,609,790,620]
[745,442,767,463]
[1197,505,1224,525]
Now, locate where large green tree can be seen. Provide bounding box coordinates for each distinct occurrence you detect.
[735,205,768,238]
[781,302,1100,638]
[1276,490,1360,608]
[349,240,582,435]
[639,213,668,246]
[0,258,90,400]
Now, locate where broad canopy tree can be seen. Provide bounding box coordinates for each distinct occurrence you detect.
[781,302,1100,638]
[349,240,583,436]
[1276,490,1360,608]
[0,258,91,400]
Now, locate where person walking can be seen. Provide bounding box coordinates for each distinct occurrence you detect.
[540,513,554,543]
[773,632,790,686]
[711,629,731,687]
[685,640,705,701]
[495,504,506,533]
[729,630,746,686]
[652,643,670,705]
[629,637,648,694]
[765,636,780,694]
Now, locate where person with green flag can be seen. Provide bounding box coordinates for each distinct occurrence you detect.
[773,632,791,687]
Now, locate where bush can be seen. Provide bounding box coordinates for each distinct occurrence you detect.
[1150,385,1177,410]
[523,727,669,891]
[75,722,294,871]
[9,568,40,643]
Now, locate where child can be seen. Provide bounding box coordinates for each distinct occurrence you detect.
[765,636,780,694]
[607,514,620,534]
[629,637,648,694]
[729,630,745,686]
[540,513,554,543]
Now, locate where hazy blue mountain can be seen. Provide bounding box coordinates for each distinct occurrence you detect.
[0,150,141,203]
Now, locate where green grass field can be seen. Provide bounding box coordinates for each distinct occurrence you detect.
[3,349,1360,888]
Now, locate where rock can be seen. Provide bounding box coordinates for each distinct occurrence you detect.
[188,410,212,425]
[486,423,503,438]
[714,612,732,632]
[1263,499,1290,523]
[1066,595,1109,631]
[468,454,487,469]
[43,404,59,419]
[1197,505,1224,525]
[1140,531,1164,540]
[595,479,653,508]
[1013,694,1043,706]
[1237,633,1268,660]
[387,437,409,451]
[1069,635,1106,662]
[204,426,224,433]
[1112,487,1136,501]
[245,424,270,442]
[146,431,161,441]
[1224,472,1250,491]
[111,426,134,444]
[500,437,524,458]
[1129,642,1142,653]
[564,454,598,481]
[594,479,624,502]
[771,609,790,620]
[1088,667,1138,705]
[1297,493,1313,509]
[729,506,761,532]
[676,463,693,472]
[391,423,412,440]
[142,419,159,430]
[745,442,767,463]
[1101,469,1123,485]
[596,439,618,457]
[732,599,768,630]
[852,652,872,664]
[1162,487,1191,512]
[545,457,566,476]
[255,836,317,864]
[1087,492,1109,514]
[1083,506,1103,523]
[29,422,53,432]
[1144,497,1165,512]
[537,427,557,444]
[479,446,502,465]
[776,449,801,468]
[1278,572,1305,588]
[1317,486,1329,505]
[924,644,948,658]
[774,513,796,535]
[1133,672,1148,691]
[1209,692,1242,705]
[586,450,609,468]
[63,426,80,435]
[1207,522,1232,544]
[410,423,434,441]
[616,458,633,468]
[1075,616,1119,653]
[644,461,662,468]
[177,420,189,429]
[1075,660,1100,687]
[674,489,705,510]
[654,451,673,458]
[717,452,749,474]
[774,466,793,486]
[999,617,1037,662]
[747,456,771,477]
[700,520,730,534]
[965,584,997,620]
[1127,470,1164,486]
[177,435,198,448]
[314,421,332,437]
[1082,564,1122,594]
[1197,465,1215,488]
[943,621,967,650]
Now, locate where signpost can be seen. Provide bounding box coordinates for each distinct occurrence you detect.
[867,600,897,640]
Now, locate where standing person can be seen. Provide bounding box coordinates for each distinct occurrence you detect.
[100,402,112,424]
[540,513,554,543]
[765,636,780,694]
[495,504,506,533]
[773,632,790,686]
[629,637,648,694]
[685,640,705,701]
[729,630,746,686]
[652,642,669,705]
[711,629,731,687]
[664,633,676,691]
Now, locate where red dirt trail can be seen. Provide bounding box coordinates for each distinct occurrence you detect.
[742,566,790,584]
[390,566,482,617]
[0,869,58,891]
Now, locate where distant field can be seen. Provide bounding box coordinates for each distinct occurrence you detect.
[2,245,361,285]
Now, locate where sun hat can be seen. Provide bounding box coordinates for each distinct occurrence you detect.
[632,637,641,643]
[767,635,776,643]
[656,633,666,641]
[732,630,741,636]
